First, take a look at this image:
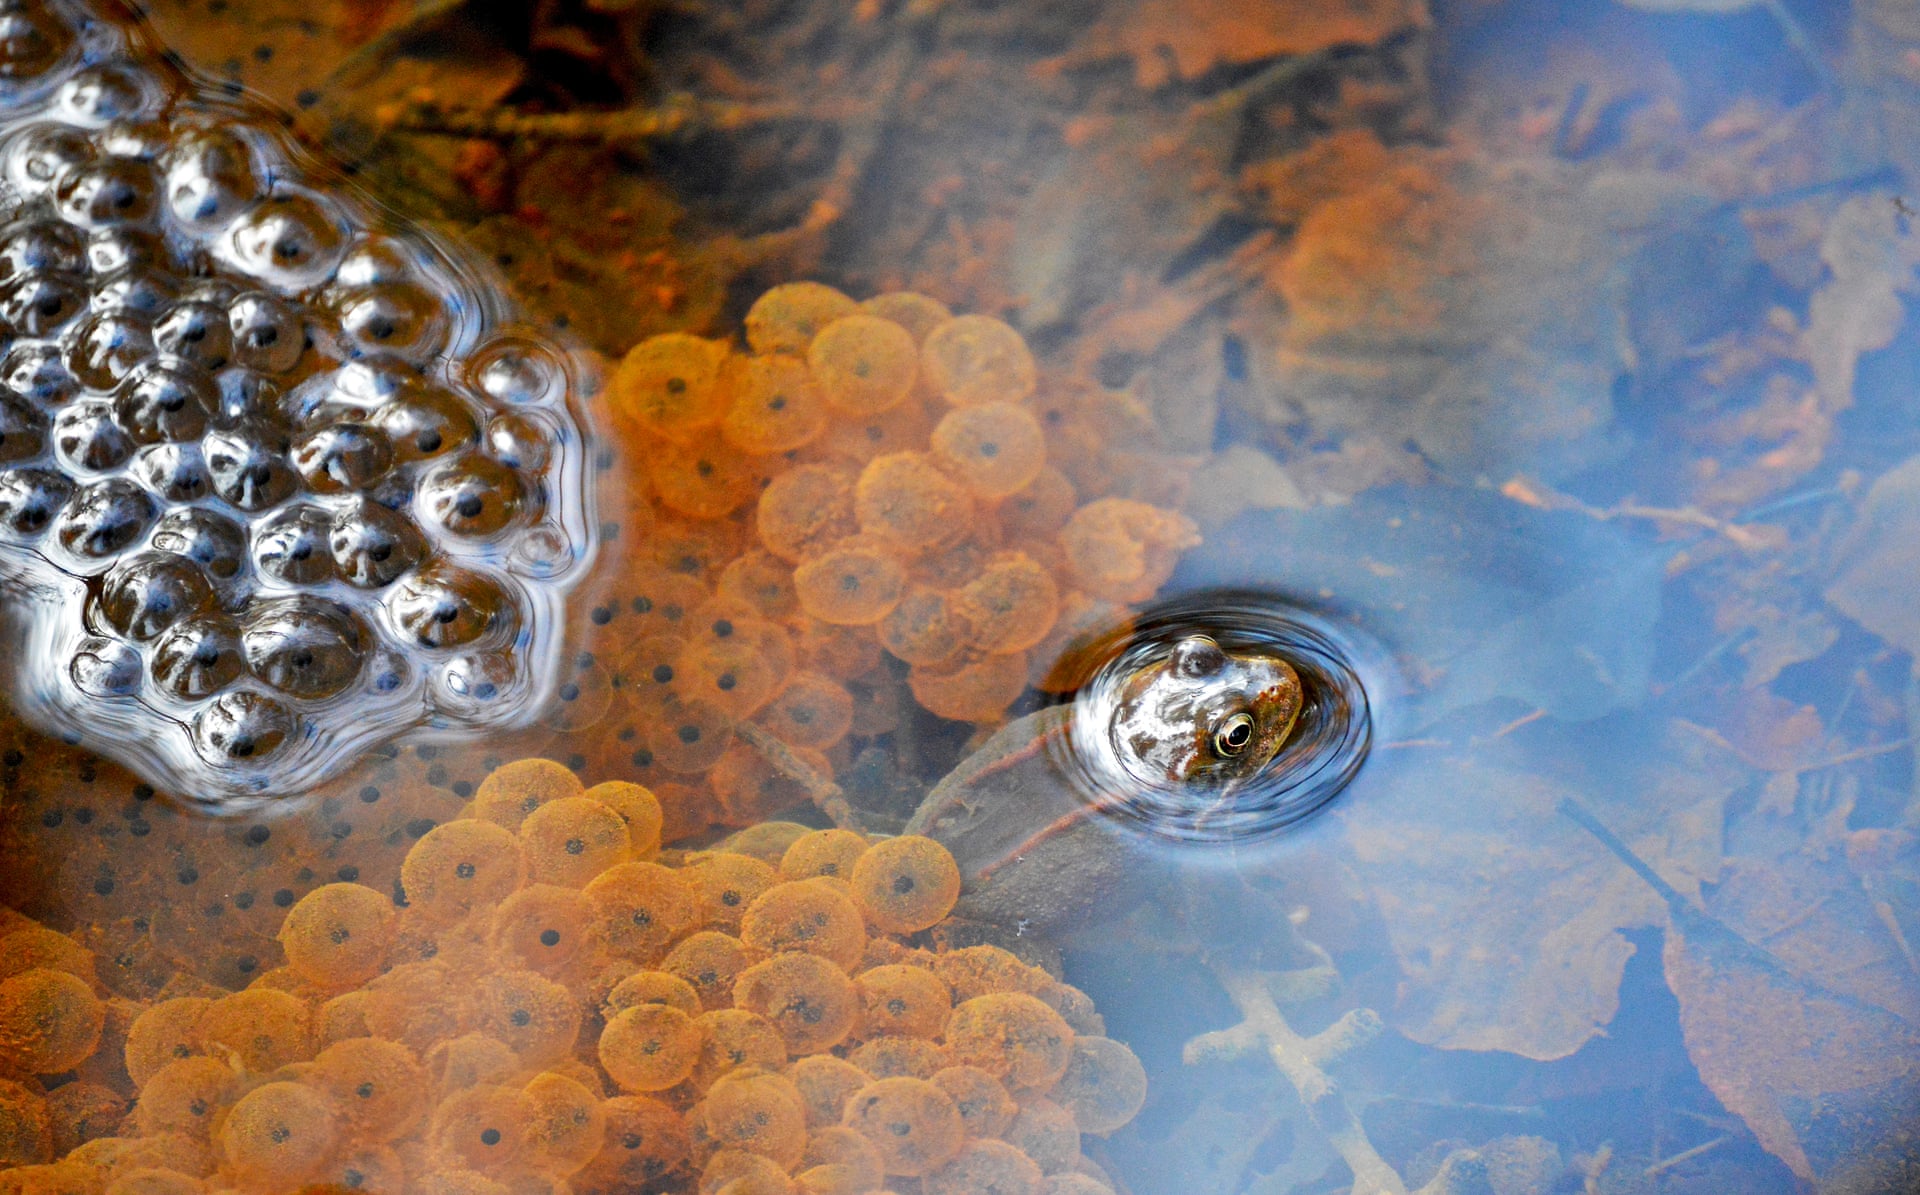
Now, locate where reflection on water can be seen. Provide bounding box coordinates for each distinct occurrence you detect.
[3,0,1920,1191]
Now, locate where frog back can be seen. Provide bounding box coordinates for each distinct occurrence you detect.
[906,705,1143,932]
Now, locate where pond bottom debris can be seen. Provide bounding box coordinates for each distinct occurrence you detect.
[0,757,1146,1194]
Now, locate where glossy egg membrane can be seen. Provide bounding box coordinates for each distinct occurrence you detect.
[0,0,596,804]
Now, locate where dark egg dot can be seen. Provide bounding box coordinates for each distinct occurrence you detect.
[538,928,560,947]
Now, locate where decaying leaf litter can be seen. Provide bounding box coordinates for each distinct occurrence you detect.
[38,0,1920,1189]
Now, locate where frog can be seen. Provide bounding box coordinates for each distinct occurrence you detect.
[904,634,1304,934]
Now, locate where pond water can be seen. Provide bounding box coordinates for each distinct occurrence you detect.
[0,0,1915,1192]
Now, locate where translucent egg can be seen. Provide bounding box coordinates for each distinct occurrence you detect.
[807,313,918,416]
[425,1033,520,1099]
[189,689,294,765]
[945,994,1074,1092]
[597,1003,700,1094]
[276,882,395,989]
[124,996,210,1088]
[53,477,155,560]
[472,969,581,1067]
[859,291,953,341]
[429,1083,536,1171]
[488,884,594,978]
[700,1148,794,1195]
[717,550,798,620]
[744,281,858,356]
[308,1036,428,1141]
[1005,1096,1079,1174]
[854,452,971,557]
[131,1056,236,1140]
[584,779,664,858]
[0,467,70,541]
[722,353,828,455]
[661,931,757,1014]
[610,332,727,444]
[842,1076,965,1177]
[419,453,526,539]
[646,430,759,521]
[788,1055,869,1131]
[930,401,1046,499]
[289,421,392,494]
[196,987,310,1074]
[151,299,232,368]
[697,1071,807,1169]
[640,695,735,775]
[673,625,791,720]
[216,1080,338,1189]
[69,310,152,389]
[519,796,634,888]
[524,1069,605,1177]
[98,551,212,642]
[227,193,348,290]
[680,852,779,934]
[388,562,514,651]
[857,965,952,1040]
[953,552,1058,654]
[584,862,698,964]
[0,968,103,1075]
[689,1008,787,1092]
[740,879,866,971]
[51,401,131,473]
[907,650,1029,723]
[472,756,585,830]
[732,951,859,1056]
[1050,1035,1147,1135]
[920,315,1036,407]
[398,820,526,924]
[802,1125,885,1190]
[849,836,961,935]
[755,462,856,563]
[848,1034,948,1080]
[792,540,905,627]
[930,1065,1017,1140]
[161,127,260,230]
[241,598,367,700]
[149,506,245,581]
[878,586,970,668]
[579,1096,689,1190]
[1058,498,1201,604]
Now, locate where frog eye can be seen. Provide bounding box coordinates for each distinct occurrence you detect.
[1214,713,1256,757]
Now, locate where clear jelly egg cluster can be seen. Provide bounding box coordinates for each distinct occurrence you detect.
[0,758,1146,1195]
[0,0,595,803]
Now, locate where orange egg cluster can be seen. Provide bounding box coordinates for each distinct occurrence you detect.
[0,759,1146,1194]
[590,281,1197,739]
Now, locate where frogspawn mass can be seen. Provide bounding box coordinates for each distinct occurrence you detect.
[0,0,597,803]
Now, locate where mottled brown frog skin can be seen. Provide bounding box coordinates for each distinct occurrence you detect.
[906,636,1303,932]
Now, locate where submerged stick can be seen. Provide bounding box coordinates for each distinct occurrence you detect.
[734,720,858,831]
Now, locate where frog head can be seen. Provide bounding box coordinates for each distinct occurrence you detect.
[1106,635,1303,786]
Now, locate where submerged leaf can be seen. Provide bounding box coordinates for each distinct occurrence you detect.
[1338,719,1742,1059]
[1662,853,1920,1182]
[1826,453,1920,655]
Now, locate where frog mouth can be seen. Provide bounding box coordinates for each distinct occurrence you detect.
[1051,588,1377,845]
